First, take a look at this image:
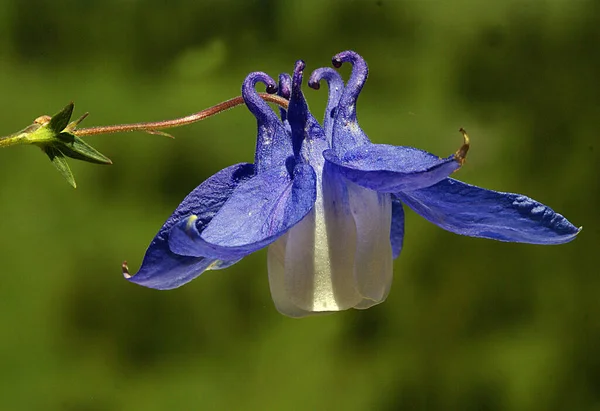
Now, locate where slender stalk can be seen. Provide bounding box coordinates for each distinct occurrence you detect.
[74,93,289,137]
[0,135,25,148]
[0,123,41,148]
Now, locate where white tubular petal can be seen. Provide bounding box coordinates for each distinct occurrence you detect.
[265,163,394,315]
[267,234,314,318]
[284,166,363,312]
[348,182,393,304]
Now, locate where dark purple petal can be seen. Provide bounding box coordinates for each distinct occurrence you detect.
[277,73,292,122]
[397,178,581,245]
[331,51,371,156]
[390,195,405,259]
[242,72,293,173]
[287,60,329,158]
[308,67,344,144]
[169,163,317,260]
[125,163,255,289]
[287,60,309,157]
[323,144,460,192]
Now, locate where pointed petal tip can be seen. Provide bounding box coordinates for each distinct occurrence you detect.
[277,73,292,100]
[398,178,581,245]
[64,101,75,113]
[454,128,470,167]
[122,260,132,279]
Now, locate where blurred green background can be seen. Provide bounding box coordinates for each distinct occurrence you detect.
[0,0,597,410]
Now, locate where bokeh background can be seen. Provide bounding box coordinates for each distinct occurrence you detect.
[0,0,598,410]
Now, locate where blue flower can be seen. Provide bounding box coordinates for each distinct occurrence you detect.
[124,51,580,317]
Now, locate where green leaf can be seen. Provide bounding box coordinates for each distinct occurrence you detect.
[56,132,112,165]
[47,103,74,134]
[44,146,77,188]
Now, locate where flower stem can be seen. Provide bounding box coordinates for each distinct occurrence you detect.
[0,135,25,148]
[74,93,289,138]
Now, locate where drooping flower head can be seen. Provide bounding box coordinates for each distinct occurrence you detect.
[124,51,580,317]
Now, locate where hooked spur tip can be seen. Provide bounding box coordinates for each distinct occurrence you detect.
[332,57,343,68]
[294,60,306,72]
[265,83,278,94]
[242,72,278,96]
[292,60,306,92]
[277,73,292,99]
[454,128,470,166]
[308,67,344,93]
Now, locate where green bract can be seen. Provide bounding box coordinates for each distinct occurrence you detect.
[0,103,112,188]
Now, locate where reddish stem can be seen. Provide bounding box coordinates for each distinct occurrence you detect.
[74,93,289,137]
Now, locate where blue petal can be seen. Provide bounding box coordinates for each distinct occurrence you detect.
[390,195,405,259]
[287,60,328,159]
[396,178,580,245]
[242,72,293,173]
[125,254,240,291]
[169,163,317,260]
[124,163,255,289]
[277,73,292,123]
[323,144,460,192]
[286,60,330,170]
[308,67,344,144]
[330,51,372,156]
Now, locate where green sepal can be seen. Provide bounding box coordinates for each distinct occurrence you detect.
[44,146,77,188]
[56,132,112,165]
[47,102,75,135]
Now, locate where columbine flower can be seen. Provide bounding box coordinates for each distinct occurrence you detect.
[124,51,580,317]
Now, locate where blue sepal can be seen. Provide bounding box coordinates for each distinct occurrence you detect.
[323,144,460,192]
[169,163,317,260]
[125,163,255,289]
[397,178,580,245]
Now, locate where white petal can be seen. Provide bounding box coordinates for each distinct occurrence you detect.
[285,166,363,312]
[348,181,393,304]
[265,164,394,315]
[266,234,314,317]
